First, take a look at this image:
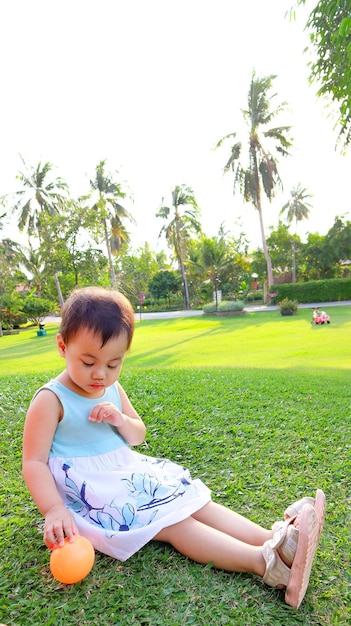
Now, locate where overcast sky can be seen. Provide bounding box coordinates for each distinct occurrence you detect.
[1,0,350,253]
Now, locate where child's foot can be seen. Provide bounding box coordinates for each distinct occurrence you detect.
[283,489,325,539]
[262,503,320,608]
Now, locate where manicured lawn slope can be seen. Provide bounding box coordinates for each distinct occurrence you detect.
[1,305,350,373]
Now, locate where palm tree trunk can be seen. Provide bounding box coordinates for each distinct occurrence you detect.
[53,272,64,308]
[104,219,118,289]
[291,239,296,283]
[257,204,274,290]
[175,216,190,309]
[180,259,190,309]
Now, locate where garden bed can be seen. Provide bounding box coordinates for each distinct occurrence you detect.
[204,310,247,317]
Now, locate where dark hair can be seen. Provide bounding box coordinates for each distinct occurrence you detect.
[59,287,134,349]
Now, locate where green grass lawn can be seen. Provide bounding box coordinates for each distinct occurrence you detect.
[1,305,350,373]
[1,307,350,625]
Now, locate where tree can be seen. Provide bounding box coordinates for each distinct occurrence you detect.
[22,295,56,326]
[148,270,182,306]
[197,236,232,308]
[324,216,351,276]
[267,221,302,279]
[116,243,168,306]
[12,157,68,236]
[280,183,312,281]
[86,160,135,289]
[5,157,70,307]
[187,227,250,304]
[300,232,331,279]
[280,183,312,228]
[300,218,351,280]
[17,243,46,295]
[0,238,23,337]
[156,185,202,309]
[38,208,109,296]
[216,71,293,290]
[296,1,351,147]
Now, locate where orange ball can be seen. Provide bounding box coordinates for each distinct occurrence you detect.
[50,535,95,584]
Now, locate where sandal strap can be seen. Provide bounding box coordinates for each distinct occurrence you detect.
[284,496,315,519]
[262,539,291,587]
[271,517,299,564]
[263,517,299,587]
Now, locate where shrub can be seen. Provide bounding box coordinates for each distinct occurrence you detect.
[203,300,245,314]
[1,312,28,330]
[246,290,264,302]
[279,298,298,316]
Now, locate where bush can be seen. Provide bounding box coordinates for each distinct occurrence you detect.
[270,277,351,305]
[279,298,298,316]
[203,300,245,314]
[1,312,28,330]
[246,290,264,302]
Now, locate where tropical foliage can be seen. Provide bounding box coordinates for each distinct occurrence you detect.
[148,270,182,306]
[296,0,351,146]
[85,160,135,289]
[216,71,293,288]
[280,184,312,229]
[12,157,69,237]
[4,158,70,306]
[157,184,202,309]
[280,184,312,282]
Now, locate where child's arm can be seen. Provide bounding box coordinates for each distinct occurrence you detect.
[88,381,146,445]
[22,389,78,548]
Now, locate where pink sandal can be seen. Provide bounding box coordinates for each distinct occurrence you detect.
[263,503,321,608]
[284,489,325,539]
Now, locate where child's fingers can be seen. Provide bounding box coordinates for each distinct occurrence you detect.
[88,406,104,422]
[89,403,120,425]
[45,520,65,549]
[44,511,78,548]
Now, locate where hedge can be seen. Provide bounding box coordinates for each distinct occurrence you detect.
[270,277,351,304]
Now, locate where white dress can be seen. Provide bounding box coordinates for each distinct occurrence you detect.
[41,379,211,561]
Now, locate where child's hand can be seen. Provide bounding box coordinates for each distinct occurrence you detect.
[44,504,78,549]
[88,402,124,428]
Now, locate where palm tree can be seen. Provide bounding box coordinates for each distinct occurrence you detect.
[280,183,312,228]
[216,71,293,290]
[14,157,68,237]
[199,236,228,309]
[17,243,46,296]
[88,160,135,289]
[156,184,201,309]
[8,157,69,306]
[280,183,312,282]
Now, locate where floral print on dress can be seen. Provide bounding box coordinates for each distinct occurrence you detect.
[61,461,189,538]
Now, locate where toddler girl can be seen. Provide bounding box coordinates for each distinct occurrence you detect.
[22,286,325,608]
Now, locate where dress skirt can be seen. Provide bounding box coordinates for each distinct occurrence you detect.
[49,446,212,561]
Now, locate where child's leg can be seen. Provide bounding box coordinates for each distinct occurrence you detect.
[154,515,266,575]
[192,501,271,546]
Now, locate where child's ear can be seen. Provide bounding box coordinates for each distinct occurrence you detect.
[56,333,66,357]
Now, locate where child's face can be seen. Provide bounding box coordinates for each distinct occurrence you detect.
[56,327,129,397]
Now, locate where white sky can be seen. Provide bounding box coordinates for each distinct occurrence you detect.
[1,0,350,253]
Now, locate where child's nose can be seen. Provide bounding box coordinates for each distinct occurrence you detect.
[92,367,105,380]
